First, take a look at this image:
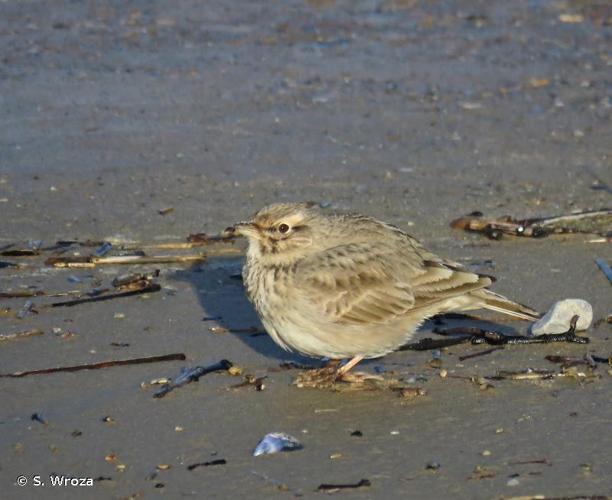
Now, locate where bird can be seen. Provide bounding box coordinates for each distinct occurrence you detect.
[228,202,539,383]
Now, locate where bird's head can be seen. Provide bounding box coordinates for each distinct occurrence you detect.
[227,202,323,261]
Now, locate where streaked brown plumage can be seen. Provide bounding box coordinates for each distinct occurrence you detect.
[232,202,539,376]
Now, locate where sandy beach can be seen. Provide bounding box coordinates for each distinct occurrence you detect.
[1,1,611,498]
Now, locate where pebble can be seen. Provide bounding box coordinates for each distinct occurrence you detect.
[530,299,593,335]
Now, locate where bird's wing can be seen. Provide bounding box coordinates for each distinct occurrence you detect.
[294,242,491,325]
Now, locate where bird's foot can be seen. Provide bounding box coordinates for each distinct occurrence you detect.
[293,368,397,390]
[293,366,339,389]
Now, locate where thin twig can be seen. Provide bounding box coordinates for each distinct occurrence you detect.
[49,283,161,307]
[0,290,45,299]
[317,479,371,492]
[0,353,186,378]
[45,255,207,268]
[0,329,44,342]
[459,346,504,361]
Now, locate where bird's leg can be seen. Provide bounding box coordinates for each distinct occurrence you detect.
[335,355,365,378]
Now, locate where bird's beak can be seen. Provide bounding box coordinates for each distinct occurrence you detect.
[227,221,261,240]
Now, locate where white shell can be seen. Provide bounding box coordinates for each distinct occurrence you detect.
[253,432,302,456]
[530,298,593,335]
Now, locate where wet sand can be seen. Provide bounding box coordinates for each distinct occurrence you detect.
[1,1,611,498]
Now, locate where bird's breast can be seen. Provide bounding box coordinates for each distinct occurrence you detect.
[243,259,290,317]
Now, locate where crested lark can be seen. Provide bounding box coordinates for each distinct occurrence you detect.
[230,202,539,381]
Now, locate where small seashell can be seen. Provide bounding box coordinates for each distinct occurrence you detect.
[156,464,171,470]
[530,299,593,335]
[329,453,342,460]
[253,432,303,456]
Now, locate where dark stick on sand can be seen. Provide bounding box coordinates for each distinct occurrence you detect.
[399,315,589,350]
[49,283,161,307]
[0,353,186,378]
[317,479,371,492]
[459,346,504,361]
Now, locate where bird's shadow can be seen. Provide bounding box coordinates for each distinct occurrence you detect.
[172,257,316,366]
[171,256,521,368]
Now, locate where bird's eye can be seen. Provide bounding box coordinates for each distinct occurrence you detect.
[278,223,290,234]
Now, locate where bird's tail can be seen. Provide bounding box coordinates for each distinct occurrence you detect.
[470,289,541,321]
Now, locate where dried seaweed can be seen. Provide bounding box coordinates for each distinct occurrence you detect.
[451,208,612,239]
[153,360,234,398]
[431,316,588,346]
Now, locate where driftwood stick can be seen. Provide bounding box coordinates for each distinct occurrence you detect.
[0,329,44,342]
[45,255,208,268]
[49,283,161,307]
[0,353,187,378]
